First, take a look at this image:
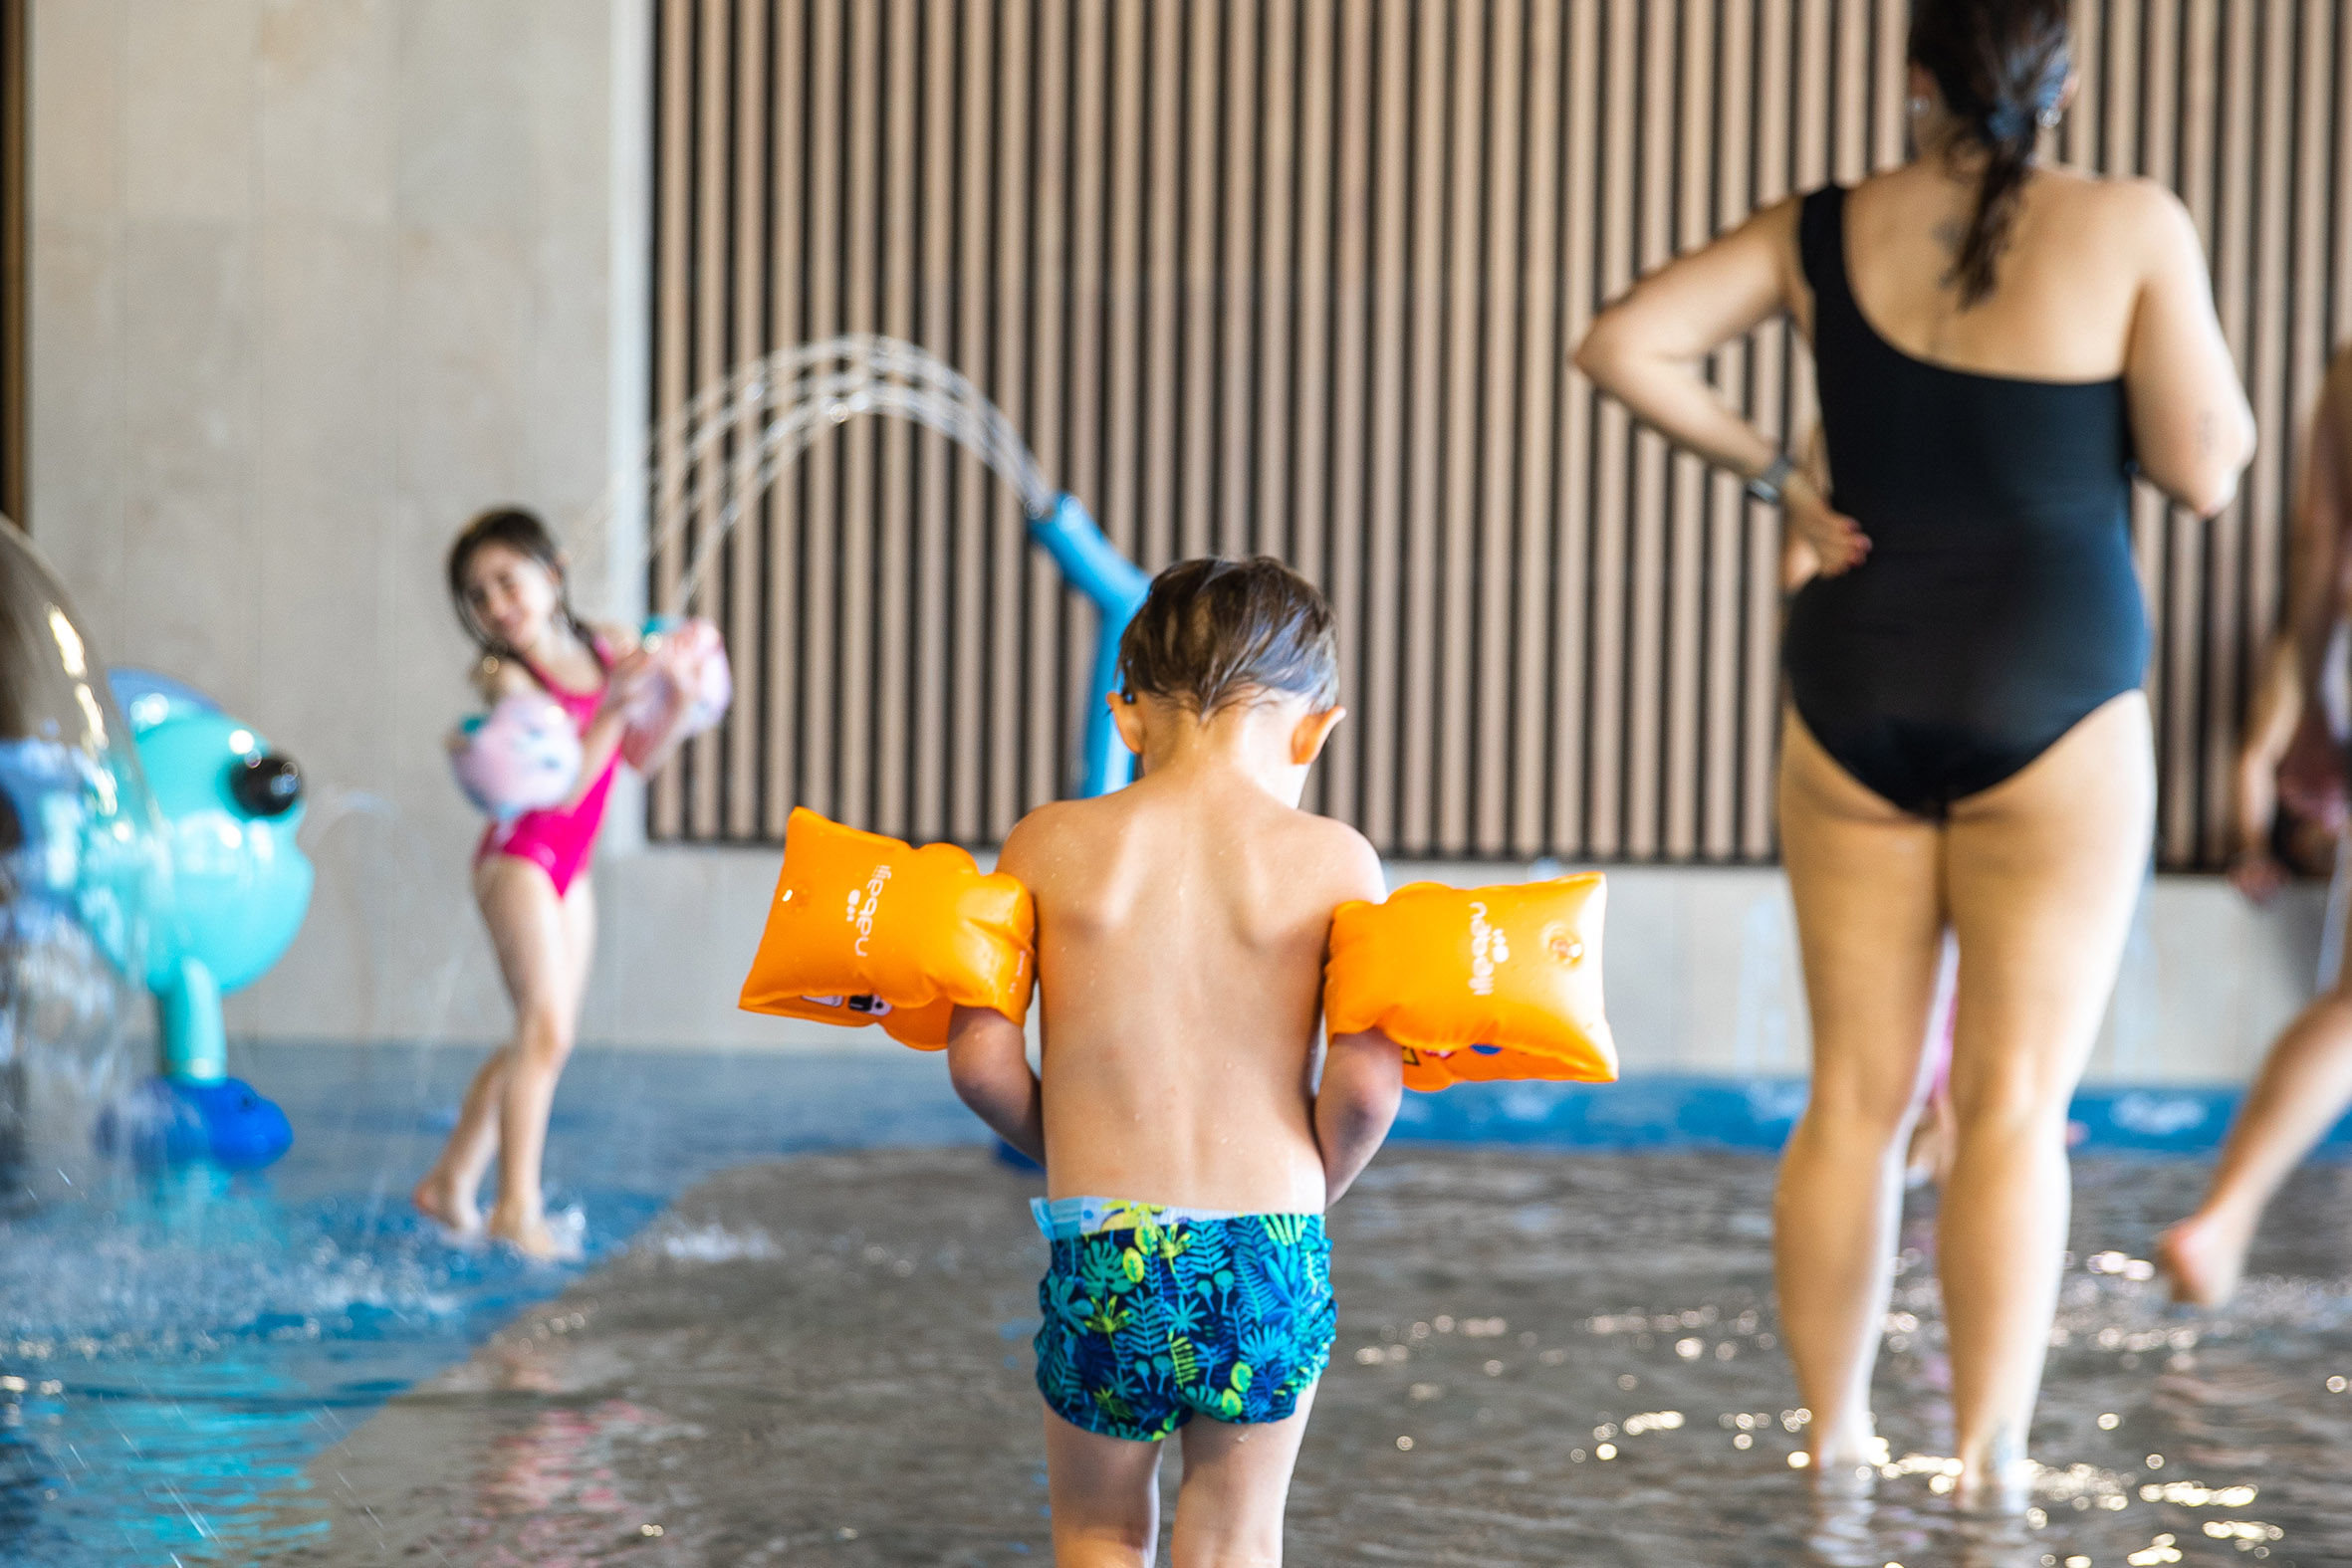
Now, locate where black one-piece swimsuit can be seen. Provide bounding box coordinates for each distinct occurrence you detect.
[1783,184,2148,817]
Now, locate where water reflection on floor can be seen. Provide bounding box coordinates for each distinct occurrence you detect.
[217,1147,2352,1567]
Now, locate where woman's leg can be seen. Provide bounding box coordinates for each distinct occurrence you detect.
[1941,694,2154,1506]
[2158,951,2352,1304]
[456,858,579,1258]
[1774,715,1949,1473]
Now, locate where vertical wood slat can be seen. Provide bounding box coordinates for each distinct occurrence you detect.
[724,0,769,840]
[1511,0,1564,856]
[649,0,2348,873]
[1322,0,1376,832]
[648,0,694,841]
[685,0,733,836]
[910,0,955,843]
[1475,0,1526,856]
[874,0,918,832]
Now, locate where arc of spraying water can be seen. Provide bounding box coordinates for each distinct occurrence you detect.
[578,336,1147,798]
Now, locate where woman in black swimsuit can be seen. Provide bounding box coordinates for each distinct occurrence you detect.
[1577,0,2251,1508]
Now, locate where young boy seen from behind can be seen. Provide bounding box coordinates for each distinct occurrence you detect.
[948,557,1403,1566]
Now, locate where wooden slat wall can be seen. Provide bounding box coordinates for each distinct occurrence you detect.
[647,0,2351,869]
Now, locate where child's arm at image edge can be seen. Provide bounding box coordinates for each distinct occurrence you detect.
[946,1005,1045,1165]
[1316,1028,1403,1207]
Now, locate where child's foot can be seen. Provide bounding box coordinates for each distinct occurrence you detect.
[489,1202,583,1262]
[411,1171,482,1235]
[2155,1209,2253,1307]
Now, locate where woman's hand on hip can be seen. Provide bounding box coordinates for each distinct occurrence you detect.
[1783,472,1869,576]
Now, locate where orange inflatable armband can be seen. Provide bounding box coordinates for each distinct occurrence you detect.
[738,807,1035,1049]
[1323,875,1615,1091]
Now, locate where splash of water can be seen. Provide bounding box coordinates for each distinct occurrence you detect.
[576,335,1056,623]
[570,335,1146,797]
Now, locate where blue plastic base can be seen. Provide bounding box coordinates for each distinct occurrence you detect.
[95,1075,294,1168]
[992,1138,1043,1173]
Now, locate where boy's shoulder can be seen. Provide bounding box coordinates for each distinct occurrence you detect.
[1278,809,1385,901]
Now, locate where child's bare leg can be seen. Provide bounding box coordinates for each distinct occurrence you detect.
[1044,1408,1165,1567]
[2160,986,2352,1305]
[464,861,582,1258]
[412,1046,508,1232]
[1169,1388,1315,1568]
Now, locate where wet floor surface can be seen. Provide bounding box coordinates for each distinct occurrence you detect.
[219,1148,2352,1567]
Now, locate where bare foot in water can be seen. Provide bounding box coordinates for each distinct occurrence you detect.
[2155,1208,2254,1307]
[489,1202,580,1261]
[1952,1456,2034,1514]
[411,1171,482,1236]
[1807,1426,1886,1495]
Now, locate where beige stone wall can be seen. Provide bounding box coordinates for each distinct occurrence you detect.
[28,0,631,1049]
[18,0,2319,1085]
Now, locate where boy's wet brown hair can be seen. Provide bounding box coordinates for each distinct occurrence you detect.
[1117,556,1338,716]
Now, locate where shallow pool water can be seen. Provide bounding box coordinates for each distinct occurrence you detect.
[4,1048,2350,1565]
[0,1044,984,1566]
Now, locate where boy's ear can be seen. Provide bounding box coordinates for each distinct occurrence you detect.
[1109,691,1147,757]
[1291,705,1346,767]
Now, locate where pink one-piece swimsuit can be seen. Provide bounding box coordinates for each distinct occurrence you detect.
[473,639,619,899]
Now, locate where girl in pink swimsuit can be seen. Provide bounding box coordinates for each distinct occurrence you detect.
[414,508,653,1258]
[470,639,621,899]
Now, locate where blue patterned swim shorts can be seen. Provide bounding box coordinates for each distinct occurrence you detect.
[1032,1196,1336,1443]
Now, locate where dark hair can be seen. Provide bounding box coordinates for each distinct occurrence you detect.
[445,507,588,656]
[1117,557,1338,716]
[1910,0,2071,308]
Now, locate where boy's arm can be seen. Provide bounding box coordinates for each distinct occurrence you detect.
[946,1004,1044,1164]
[943,812,1048,1164]
[1315,826,1401,1206]
[1317,1027,1402,1205]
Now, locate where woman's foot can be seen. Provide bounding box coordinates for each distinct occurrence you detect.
[2155,1208,2255,1307]
[1951,1455,2034,1514]
[411,1171,482,1235]
[489,1201,582,1261]
[1807,1424,1886,1493]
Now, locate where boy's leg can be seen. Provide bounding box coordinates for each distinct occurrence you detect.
[1045,1406,1166,1567]
[1168,1385,1316,1568]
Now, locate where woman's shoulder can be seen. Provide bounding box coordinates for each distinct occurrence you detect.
[2032,166,2193,244]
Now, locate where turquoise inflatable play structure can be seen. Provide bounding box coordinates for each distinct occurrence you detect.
[106,669,312,1164]
[0,518,311,1169]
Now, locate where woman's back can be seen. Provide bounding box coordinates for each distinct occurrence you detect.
[1787,165,2155,813]
[1829,163,2141,381]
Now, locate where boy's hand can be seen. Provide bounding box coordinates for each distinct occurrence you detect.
[1315,1029,1403,1207]
[947,1005,1044,1165]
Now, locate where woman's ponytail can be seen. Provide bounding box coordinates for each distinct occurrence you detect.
[1910,0,2071,309]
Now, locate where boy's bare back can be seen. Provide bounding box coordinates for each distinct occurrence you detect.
[999,762,1384,1215]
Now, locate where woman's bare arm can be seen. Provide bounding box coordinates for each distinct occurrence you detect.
[1574,198,1868,573]
[2121,181,2256,518]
